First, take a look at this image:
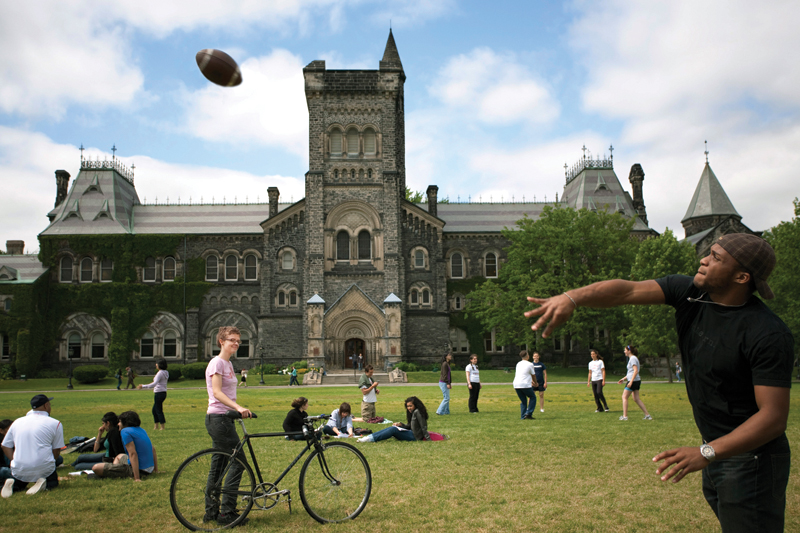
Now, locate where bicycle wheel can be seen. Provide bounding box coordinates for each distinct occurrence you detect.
[299,441,371,523]
[170,448,256,531]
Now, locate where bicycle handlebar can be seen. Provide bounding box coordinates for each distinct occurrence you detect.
[225,410,258,419]
[305,414,330,422]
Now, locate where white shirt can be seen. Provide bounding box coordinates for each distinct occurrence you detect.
[512,360,537,388]
[465,363,480,383]
[588,360,605,381]
[626,356,641,382]
[361,377,377,403]
[2,410,65,482]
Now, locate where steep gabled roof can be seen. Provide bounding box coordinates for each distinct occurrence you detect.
[681,163,740,222]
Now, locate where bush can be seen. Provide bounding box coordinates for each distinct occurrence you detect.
[73,365,111,384]
[297,368,308,375]
[395,362,420,372]
[182,362,209,380]
[252,363,277,375]
[0,364,15,380]
[167,364,183,381]
[290,360,308,369]
[39,369,66,379]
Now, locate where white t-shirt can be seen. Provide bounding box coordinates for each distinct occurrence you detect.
[2,410,65,482]
[513,360,537,388]
[465,363,480,383]
[360,377,377,403]
[588,360,605,381]
[626,356,641,382]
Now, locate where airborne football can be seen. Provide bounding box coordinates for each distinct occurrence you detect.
[195,48,242,87]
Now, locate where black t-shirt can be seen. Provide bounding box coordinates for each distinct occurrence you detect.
[656,275,794,442]
[106,426,125,458]
[282,408,307,434]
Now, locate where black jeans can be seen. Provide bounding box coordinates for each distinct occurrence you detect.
[702,433,790,532]
[468,382,481,412]
[205,414,247,517]
[591,381,608,410]
[152,391,167,424]
[10,466,59,493]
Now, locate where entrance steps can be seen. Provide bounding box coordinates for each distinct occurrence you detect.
[320,372,388,385]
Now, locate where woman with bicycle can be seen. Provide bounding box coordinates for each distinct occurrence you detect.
[357,396,431,442]
[282,397,309,440]
[204,326,252,527]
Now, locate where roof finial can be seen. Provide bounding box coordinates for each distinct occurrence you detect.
[582,144,587,159]
[79,143,85,161]
[609,144,614,160]
[111,144,117,160]
[704,140,709,164]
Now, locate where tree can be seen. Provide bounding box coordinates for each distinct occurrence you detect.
[108,307,131,372]
[621,229,698,381]
[467,205,639,367]
[404,187,450,204]
[763,198,800,356]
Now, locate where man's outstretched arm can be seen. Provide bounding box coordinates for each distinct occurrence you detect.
[524,279,666,338]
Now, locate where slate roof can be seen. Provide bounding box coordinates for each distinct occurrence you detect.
[435,203,547,233]
[682,163,740,222]
[0,255,48,284]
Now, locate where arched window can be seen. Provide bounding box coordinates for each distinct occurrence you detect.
[485,252,498,278]
[206,256,218,281]
[330,130,343,156]
[225,255,238,281]
[143,257,156,282]
[337,231,350,261]
[91,333,105,359]
[100,258,113,282]
[282,251,294,270]
[164,331,177,357]
[68,333,81,359]
[414,249,425,269]
[422,289,430,305]
[80,257,93,282]
[236,331,250,358]
[140,332,154,358]
[455,296,462,310]
[278,292,286,306]
[163,257,176,281]
[410,289,418,305]
[346,128,359,156]
[290,291,297,306]
[364,128,376,155]
[451,253,463,279]
[358,230,371,260]
[60,257,73,282]
[244,254,257,280]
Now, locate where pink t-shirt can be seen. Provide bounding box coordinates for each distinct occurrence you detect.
[206,356,238,415]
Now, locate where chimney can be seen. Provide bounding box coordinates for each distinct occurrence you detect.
[628,164,648,225]
[426,185,439,217]
[268,187,280,218]
[55,170,71,207]
[6,241,24,255]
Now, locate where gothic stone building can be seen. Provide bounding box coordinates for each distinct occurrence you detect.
[1,32,669,372]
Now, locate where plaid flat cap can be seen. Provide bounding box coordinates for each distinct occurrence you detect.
[716,233,776,299]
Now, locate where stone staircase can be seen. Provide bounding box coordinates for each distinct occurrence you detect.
[319,372,389,385]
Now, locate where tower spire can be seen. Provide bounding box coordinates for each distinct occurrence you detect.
[380,29,403,71]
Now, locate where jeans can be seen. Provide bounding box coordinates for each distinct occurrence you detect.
[72,452,105,471]
[591,381,608,410]
[514,387,536,419]
[0,466,10,480]
[370,426,416,442]
[8,467,59,492]
[468,382,481,412]
[436,382,450,415]
[289,375,299,386]
[205,414,247,517]
[702,434,790,532]
[153,391,167,424]
[321,425,350,437]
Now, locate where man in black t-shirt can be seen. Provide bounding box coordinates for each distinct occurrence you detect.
[524,234,793,532]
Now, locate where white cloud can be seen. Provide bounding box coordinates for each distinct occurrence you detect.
[179,49,309,156]
[369,0,458,27]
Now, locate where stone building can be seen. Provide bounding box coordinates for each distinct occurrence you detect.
[1,32,666,373]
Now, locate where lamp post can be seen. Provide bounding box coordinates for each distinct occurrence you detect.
[67,348,74,389]
[259,347,265,385]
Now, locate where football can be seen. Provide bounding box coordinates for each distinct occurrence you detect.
[195,49,242,87]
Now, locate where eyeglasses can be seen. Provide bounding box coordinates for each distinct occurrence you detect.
[225,338,241,345]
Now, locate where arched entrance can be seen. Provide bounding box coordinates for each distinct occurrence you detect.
[344,338,365,370]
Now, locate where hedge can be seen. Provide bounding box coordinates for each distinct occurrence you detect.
[73,365,111,384]
[252,363,277,375]
[167,364,183,381]
[182,362,209,379]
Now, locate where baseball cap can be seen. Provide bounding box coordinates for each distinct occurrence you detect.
[715,233,775,299]
[30,394,54,409]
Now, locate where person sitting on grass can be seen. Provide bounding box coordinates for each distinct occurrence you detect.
[92,411,158,482]
[322,403,354,438]
[71,412,125,471]
[282,397,309,441]
[0,420,13,482]
[357,397,432,443]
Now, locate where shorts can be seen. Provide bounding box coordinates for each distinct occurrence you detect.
[625,380,641,391]
[361,401,376,420]
[533,384,546,392]
[101,457,150,479]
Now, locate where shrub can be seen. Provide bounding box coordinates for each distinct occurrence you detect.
[252,363,277,375]
[38,369,66,379]
[182,362,209,379]
[297,368,308,375]
[395,362,419,372]
[290,360,308,369]
[0,364,15,380]
[73,365,111,384]
[167,364,183,381]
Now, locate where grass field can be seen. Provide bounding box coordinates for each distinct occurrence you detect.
[0,380,797,533]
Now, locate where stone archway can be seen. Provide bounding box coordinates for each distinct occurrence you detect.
[344,337,365,370]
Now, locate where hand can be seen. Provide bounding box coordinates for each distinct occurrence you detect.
[98,425,106,433]
[447,384,451,389]
[524,294,577,338]
[136,385,142,390]
[468,384,472,389]
[618,378,624,385]
[238,408,253,418]
[587,383,591,387]
[653,447,709,483]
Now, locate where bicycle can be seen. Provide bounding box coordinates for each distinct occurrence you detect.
[170,411,371,531]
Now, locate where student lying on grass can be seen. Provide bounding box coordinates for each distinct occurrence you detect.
[357,397,446,442]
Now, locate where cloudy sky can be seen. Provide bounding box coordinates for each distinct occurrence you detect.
[2,0,798,253]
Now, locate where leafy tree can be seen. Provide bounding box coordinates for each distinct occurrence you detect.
[468,205,639,367]
[763,198,800,356]
[621,229,698,381]
[108,307,131,372]
[404,187,450,204]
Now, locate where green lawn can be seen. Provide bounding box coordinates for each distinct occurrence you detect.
[0,382,797,533]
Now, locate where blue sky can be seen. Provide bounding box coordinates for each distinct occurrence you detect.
[2,0,799,252]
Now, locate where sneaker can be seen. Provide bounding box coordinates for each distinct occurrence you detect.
[523,414,535,420]
[604,408,610,412]
[540,409,544,413]
[643,415,653,420]
[217,512,249,527]
[619,416,628,421]
[356,436,372,443]
[595,409,600,413]
[26,478,46,495]
[2,478,13,498]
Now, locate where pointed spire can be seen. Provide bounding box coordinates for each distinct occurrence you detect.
[380,29,403,71]
[681,162,741,222]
